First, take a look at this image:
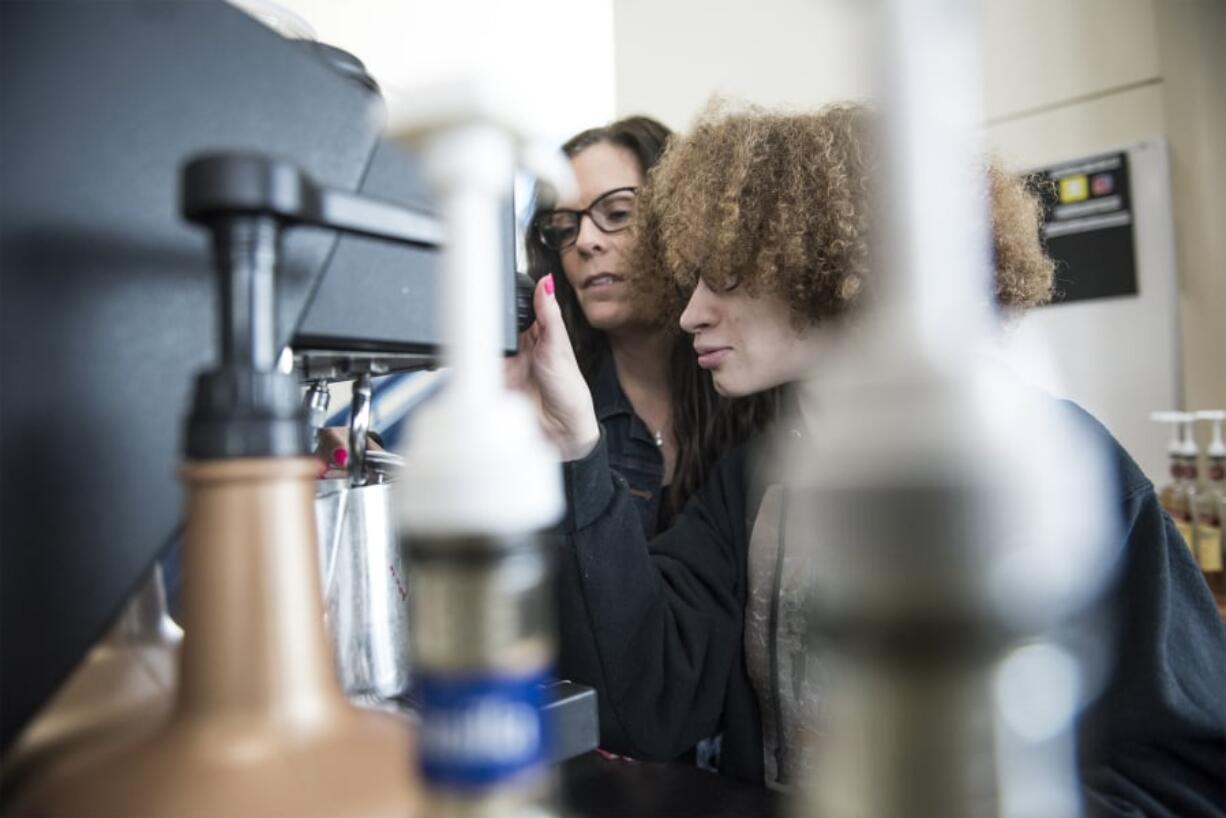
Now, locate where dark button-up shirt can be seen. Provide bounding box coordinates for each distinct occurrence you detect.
[589,352,667,537]
[556,399,1226,813]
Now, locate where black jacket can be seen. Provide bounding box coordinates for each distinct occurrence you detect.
[555,401,1226,815]
[588,352,668,537]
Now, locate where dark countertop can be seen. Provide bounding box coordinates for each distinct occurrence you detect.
[560,752,782,818]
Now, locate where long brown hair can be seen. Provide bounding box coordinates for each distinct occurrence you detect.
[525,116,672,378]
[525,115,774,521]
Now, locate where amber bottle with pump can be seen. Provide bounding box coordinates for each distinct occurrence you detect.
[14,174,421,817]
[1194,411,1225,594]
[1152,411,1198,554]
[1177,412,1204,563]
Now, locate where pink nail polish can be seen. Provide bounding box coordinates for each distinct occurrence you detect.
[544,274,555,296]
[333,448,348,467]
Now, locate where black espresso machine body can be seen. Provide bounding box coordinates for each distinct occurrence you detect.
[0,0,518,750]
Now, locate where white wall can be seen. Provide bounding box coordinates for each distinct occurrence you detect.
[973,2,1177,482]
[235,0,617,142]
[1154,0,1226,433]
[980,0,1161,122]
[614,0,1164,132]
[614,0,1226,482]
[1001,140,1181,484]
[614,0,872,130]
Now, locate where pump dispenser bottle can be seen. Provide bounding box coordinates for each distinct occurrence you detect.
[389,88,571,818]
[1152,411,1198,554]
[14,169,422,818]
[1177,412,1203,555]
[1194,411,1225,592]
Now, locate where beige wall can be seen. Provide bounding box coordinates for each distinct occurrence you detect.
[981,0,1161,123]
[614,0,1166,131]
[1154,0,1226,431]
[614,0,1225,451]
[258,0,617,140]
[615,0,869,131]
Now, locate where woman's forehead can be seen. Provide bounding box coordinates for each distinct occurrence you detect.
[563,143,643,208]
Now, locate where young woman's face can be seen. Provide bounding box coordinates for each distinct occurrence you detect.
[556,142,645,333]
[679,280,817,397]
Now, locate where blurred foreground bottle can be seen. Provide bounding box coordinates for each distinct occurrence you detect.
[391,86,571,818]
[790,2,1118,816]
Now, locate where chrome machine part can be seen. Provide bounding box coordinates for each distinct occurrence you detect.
[349,372,373,487]
[303,379,331,445]
[314,474,412,706]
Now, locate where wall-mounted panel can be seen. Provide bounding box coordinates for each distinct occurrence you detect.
[1003,140,1181,484]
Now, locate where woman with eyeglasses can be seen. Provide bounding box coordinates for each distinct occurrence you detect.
[513,103,1226,812]
[523,116,771,538]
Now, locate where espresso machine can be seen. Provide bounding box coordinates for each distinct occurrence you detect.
[1,2,593,813]
[2,0,432,755]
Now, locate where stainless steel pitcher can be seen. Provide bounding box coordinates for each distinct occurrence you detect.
[313,374,412,706]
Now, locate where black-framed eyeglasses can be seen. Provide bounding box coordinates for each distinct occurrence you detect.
[673,276,741,299]
[534,186,638,251]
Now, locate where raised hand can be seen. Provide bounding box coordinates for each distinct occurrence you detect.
[505,275,601,462]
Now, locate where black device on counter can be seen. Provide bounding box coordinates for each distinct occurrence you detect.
[0,0,523,750]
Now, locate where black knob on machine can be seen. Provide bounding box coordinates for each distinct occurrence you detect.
[515,272,537,334]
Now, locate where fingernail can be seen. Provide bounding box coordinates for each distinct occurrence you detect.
[333,448,348,467]
[544,273,555,296]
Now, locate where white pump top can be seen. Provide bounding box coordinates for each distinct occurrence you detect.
[386,80,576,536]
[1196,410,1226,459]
[1176,411,1200,459]
[1151,410,1188,457]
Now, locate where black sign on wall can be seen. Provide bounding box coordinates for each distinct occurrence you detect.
[1029,151,1139,305]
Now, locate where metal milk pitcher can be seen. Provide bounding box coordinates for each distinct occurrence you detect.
[313,375,412,706]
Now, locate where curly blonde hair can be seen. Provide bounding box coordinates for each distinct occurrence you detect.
[629,101,1053,326]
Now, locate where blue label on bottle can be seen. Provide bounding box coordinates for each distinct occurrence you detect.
[418,668,550,790]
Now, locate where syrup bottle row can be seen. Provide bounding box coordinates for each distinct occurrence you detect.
[1152,410,1225,594]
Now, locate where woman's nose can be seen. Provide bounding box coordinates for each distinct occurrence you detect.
[680,281,716,334]
[574,213,604,255]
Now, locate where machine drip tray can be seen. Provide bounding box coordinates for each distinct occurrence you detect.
[542,680,599,763]
[382,679,599,765]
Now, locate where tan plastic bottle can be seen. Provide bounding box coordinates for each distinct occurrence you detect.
[13,195,422,815]
[12,458,423,818]
[1,567,180,806]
